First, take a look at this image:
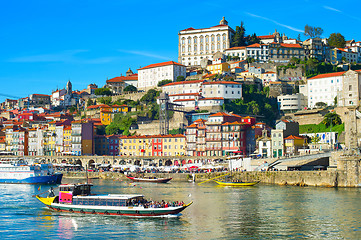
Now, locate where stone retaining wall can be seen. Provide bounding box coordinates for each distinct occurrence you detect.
[62,170,357,187]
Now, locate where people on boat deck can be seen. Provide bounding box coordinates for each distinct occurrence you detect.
[127,199,184,208]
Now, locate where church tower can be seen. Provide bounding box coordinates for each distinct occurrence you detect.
[219,16,228,25]
[66,80,72,94]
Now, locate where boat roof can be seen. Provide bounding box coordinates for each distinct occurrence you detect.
[59,183,93,187]
[74,194,144,200]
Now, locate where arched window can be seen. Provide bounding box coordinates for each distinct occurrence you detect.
[211,44,215,50]
[206,36,209,43]
[217,35,220,41]
[194,45,197,52]
[200,45,203,51]
[217,43,220,50]
[223,35,226,41]
[223,42,226,49]
[188,46,191,52]
[188,38,191,44]
[182,46,185,52]
[211,35,215,42]
[194,37,197,44]
[182,38,185,44]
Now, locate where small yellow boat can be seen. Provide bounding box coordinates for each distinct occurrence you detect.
[214,180,260,187]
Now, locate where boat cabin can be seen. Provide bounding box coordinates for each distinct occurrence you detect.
[59,183,93,203]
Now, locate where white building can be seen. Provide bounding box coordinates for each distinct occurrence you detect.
[137,61,186,90]
[246,43,269,62]
[277,93,307,113]
[162,80,241,110]
[201,81,241,99]
[178,17,235,66]
[307,72,344,108]
[224,47,247,60]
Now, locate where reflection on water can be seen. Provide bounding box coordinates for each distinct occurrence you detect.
[0,180,360,239]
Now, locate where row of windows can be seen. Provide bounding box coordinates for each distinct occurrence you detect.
[181,35,227,44]
[181,43,226,52]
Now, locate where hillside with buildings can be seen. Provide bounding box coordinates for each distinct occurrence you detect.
[1,17,361,160]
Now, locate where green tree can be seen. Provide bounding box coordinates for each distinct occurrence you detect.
[124,85,137,92]
[311,135,321,144]
[246,33,260,45]
[105,115,136,135]
[315,102,327,108]
[140,89,160,104]
[322,112,342,128]
[157,79,172,87]
[94,88,112,96]
[328,33,346,48]
[176,76,185,82]
[87,99,93,107]
[98,96,112,105]
[231,22,246,47]
[304,24,323,39]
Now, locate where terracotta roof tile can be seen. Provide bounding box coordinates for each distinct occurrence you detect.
[308,71,346,80]
[138,61,185,70]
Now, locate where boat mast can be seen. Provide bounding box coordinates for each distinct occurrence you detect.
[86,162,89,184]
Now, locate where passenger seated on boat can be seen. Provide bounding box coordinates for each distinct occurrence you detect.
[48,187,55,197]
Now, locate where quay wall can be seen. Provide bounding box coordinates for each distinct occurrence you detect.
[62,170,356,187]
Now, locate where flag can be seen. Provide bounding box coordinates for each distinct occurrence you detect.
[38,186,41,191]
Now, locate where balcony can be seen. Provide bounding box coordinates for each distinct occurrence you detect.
[205,138,222,141]
[205,147,222,151]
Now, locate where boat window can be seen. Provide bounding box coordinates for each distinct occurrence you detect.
[120,200,126,206]
[88,198,95,205]
[100,200,106,206]
[94,199,100,206]
[82,199,89,205]
[106,199,113,206]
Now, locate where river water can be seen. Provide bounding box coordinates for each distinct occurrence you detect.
[0,178,360,240]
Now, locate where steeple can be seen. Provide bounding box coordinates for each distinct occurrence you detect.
[66,80,72,94]
[126,68,134,76]
[219,17,228,25]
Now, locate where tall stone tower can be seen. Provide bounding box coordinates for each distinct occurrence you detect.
[342,70,361,149]
[66,80,72,94]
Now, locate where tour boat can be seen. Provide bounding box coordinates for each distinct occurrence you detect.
[36,183,192,217]
[125,175,172,183]
[214,180,260,187]
[0,159,63,184]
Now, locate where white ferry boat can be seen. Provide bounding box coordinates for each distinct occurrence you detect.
[0,159,63,184]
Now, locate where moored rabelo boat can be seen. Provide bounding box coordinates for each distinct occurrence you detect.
[214,180,260,187]
[125,175,172,183]
[36,183,191,216]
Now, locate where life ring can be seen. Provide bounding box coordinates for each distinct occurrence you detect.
[80,209,84,213]
[104,211,109,215]
[92,210,96,214]
[117,211,121,215]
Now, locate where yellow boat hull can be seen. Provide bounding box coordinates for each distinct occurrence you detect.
[36,195,56,206]
[214,180,259,186]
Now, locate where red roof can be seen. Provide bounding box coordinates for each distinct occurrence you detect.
[308,71,345,80]
[209,112,232,117]
[285,135,305,140]
[180,24,229,32]
[202,81,240,85]
[280,43,303,48]
[162,80,203,87]
[258,35,274,39]
[225,46,246,51]
[138,61,185,70]
[106,74,138,83]
[247,43,264,48]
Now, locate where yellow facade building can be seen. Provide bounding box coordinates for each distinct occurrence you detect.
[100,104,131,125]
[206,62,230,74]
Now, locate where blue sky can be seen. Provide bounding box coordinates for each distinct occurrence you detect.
[1,0,360,102]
